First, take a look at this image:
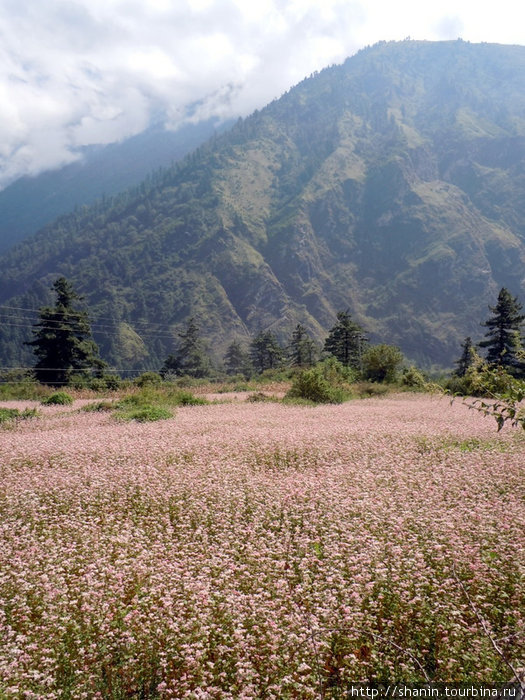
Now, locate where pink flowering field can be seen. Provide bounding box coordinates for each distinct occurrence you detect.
[0,394,524,698]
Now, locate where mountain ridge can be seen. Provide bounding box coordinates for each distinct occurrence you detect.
[1,39,524,370]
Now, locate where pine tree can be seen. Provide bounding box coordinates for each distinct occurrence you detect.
[224,340,252,378]
[250,330,284,373]
[287,324,317,367]
[323,310,368,369]
[454,337,476,377]
[479,288,525,376]
[162,317,211,378]
[26,277,104,386]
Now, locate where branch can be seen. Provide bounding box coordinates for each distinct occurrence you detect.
[452,563,525,690]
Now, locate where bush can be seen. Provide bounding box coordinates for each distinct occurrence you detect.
[0,371,48,401]
[247,392,278,403]
[118,405,173,422]
[286,364,349,404]
[175,391,208,406]
[354,381,390,398]
[362,344,404,383]
[446,362,516,398]
[134,372,163,388]
[0,407,38,424]
[42,391,74,405]
[401,366,426,388]
[88,375,122,392]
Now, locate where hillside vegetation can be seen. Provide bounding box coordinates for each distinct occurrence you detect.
[1,40,525,370]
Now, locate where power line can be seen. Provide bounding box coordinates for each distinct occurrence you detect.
[1,366,146,374]
[0,304,186,333]
[0,319,178,342]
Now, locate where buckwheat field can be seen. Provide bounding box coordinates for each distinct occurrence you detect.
[1,395,524,698]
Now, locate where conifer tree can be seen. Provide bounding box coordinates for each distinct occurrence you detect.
[287,324,317,367]
[454,337,476,377]
[162,317,211,378]
[324,310,368,369]
[250,330,284,373]
[224,340,252,378]
[26,277,104,385]
[479,288,524,376]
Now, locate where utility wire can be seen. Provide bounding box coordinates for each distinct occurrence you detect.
[0,319,178,342]
[0,304,187,332]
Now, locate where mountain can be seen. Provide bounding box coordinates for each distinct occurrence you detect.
[1,39,525,371]
[0,118,232,254]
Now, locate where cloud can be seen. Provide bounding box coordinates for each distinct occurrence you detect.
[0,0,524,188]
[0,0,368,188]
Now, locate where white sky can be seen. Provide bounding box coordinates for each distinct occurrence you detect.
[1,0,524,188]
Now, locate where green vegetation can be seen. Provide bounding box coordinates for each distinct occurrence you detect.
[117,404,173,423]
[323,311,368,370]
[479,288,525,377]
[0,407,38,424]
[25,277,105,386]
[41,391,74,406]
[77,386,210,423]
[362,344,404,383]
[286,358,354,404]
[1,42,525,371]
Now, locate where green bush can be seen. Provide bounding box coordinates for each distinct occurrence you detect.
[118,405,173,422]
[175,391,208,406]
[42,391,74,406]
[401,366,426,388]
[446,362,516,398]
[354,381,390,398]
[247,392,278,403]
[287,366,347,404]
[88,375,122,392]
[362,344,404,383]
[134,372,162,388]
[0,407,39,424]
[0,371,47,400]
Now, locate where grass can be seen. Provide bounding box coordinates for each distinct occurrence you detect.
[0,407,39,425]
[79,387,209,422]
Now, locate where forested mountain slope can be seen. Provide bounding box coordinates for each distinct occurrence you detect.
[0,118,230,254]
[1,40,524,370]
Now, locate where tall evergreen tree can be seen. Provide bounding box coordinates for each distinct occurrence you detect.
[224,340,252,378]
[479,288,525,376]
[287,324,317,367]
[26,277,104,385]
[454,337,477,377]
[323,310,368,369]
[250,330,284,373]
[161,317,211,378]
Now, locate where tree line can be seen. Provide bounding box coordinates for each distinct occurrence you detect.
[12,277,525,389]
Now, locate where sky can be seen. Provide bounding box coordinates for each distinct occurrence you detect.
[1,0,524,189]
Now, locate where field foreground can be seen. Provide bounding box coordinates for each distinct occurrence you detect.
[0,394,524,698]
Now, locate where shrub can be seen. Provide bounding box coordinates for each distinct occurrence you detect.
[0,408,22,424]
[445,359,515,398]
[362,344,404,383]
[286,364,348,404]
[247,392,278,403]
[175,391,208,406]
[118,405,173,422]
[354,381,390,398]
[0,407,38,424]
[42,391,74,406]
[134,372,162,388]
[401,366,426,388]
